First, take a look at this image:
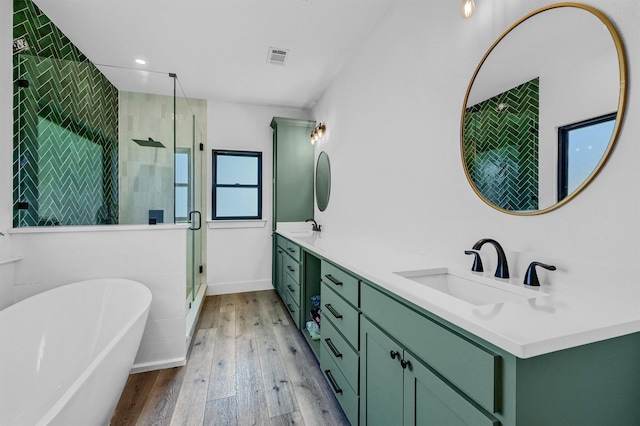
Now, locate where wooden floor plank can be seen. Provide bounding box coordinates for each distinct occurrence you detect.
[111,370,160,425]
[135,366,185,426]
[220,293,237,313]
[170,328,217,426]
[259,289,290,326]
[204,396,238,426]
[236,338,270,426]
[207,309,237,401]
[255,296,299,418]
[235,291,261,341]
[197,295,222,329]
[273,325,349,426]
[267,411,305,426]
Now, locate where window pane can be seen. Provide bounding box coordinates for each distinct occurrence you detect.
[175,152,190,184]
[216,187,258,218]
[216,155,258,185]
[175,186,189,219]
[567,120,614,193]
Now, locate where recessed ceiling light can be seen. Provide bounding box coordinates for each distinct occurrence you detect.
[135,58,146,65]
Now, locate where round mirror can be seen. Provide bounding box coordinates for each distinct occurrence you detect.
[315,151,331,211]
[461,3,626,215]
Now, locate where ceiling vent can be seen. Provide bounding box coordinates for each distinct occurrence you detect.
[267,47,289,66]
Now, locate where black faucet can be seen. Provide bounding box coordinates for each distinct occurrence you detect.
[305,218,321,232]
[464,250,484,273]
[523,262,556,286]
[471,238,509,279]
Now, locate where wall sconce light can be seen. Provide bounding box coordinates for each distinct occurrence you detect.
[310,122,326,145]
[460,0,476,18]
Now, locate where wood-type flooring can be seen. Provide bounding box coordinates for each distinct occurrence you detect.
[110,290,350,426]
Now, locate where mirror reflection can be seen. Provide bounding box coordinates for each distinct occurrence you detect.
[315,151,331,212]
[461,4,626,214]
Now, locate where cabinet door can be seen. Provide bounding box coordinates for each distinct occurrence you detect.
[360,318,404,426]
[403,349,499,426]
[275,245,284,296]
[271,117,315,224]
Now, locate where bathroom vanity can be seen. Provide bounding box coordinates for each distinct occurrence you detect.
[273,229,640,426]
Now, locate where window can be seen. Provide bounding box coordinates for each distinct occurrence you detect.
[212,150,262,220]
[558,113,616,201]
[175,148,191,222]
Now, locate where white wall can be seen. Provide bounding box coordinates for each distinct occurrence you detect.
[10,226,188,371]
[205,100,310,294]
[312,0,639,303]
[0,0,15,309]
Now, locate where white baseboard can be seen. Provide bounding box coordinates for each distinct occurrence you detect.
[206,279,273,295]
[130,357,186,374]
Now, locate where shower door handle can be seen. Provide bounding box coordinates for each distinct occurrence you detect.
[189,211,201,230]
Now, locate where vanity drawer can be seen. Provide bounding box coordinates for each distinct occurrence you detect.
[284,240,301,262]
[321,260,359,307]
[322,317,359,392]
[285,273,301,307]
[283,254,300,284]
[321,344,359,426]
[276,234,287,250]
[322,282,360,350]
[361,283,499,413]
[284,291,300,328]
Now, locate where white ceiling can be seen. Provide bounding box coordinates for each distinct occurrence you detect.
[33,0,396,109]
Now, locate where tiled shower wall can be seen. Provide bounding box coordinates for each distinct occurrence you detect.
[118,92,208,225]
[13,0,118,227]
[119,92,176,225]
[463,78,539,211]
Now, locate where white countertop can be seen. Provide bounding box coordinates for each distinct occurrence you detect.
[277,227,640,358]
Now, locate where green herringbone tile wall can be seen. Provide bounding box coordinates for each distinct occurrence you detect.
[13,0,118,226]
[464,78,539,211]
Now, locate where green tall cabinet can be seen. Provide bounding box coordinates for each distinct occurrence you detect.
[270,117,315,313]
[270,117,316,230]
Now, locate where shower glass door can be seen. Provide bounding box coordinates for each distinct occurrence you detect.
[188,117,204,308]
[176,83,205,311]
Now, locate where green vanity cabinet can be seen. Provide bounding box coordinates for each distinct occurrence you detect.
[360,281,500,426]
[360,280,640,426]
[270,117,316,229]
[274,236,285,295]
[273,241,640,425]
[360,317,499,426]
[282,239,302,328]
[320,260,361,425]
[361,283,499,414]
[274,235,302,326]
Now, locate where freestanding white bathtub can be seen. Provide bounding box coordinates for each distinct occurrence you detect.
[0,279,152,425]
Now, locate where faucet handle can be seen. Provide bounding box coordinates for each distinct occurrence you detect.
[464,250,484,273]
[524,262,556,287]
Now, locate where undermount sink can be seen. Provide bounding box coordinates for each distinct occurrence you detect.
[394,270,545,306]
[287,230,314,236]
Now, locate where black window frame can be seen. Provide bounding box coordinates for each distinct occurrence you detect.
[212,149,263,220]
[557,112,616,201]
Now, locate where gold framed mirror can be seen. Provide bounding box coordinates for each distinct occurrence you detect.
[460,3,627,215]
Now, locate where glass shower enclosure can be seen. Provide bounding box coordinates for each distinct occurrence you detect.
[13,55,206,322]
